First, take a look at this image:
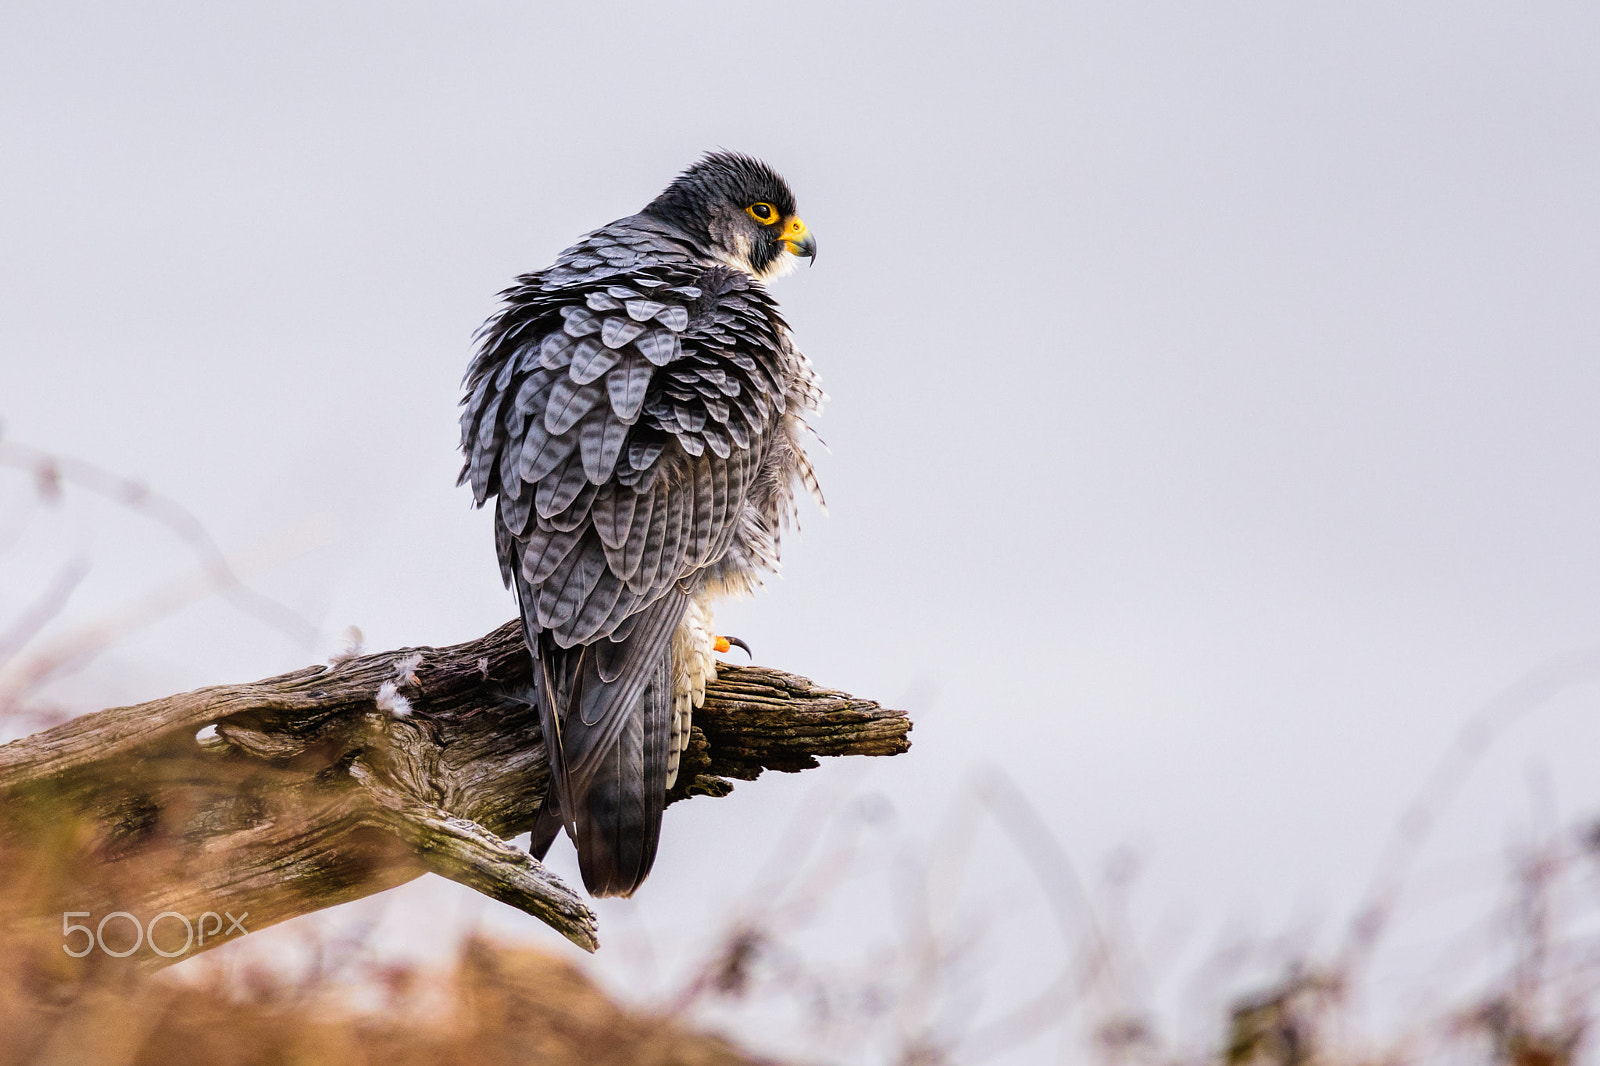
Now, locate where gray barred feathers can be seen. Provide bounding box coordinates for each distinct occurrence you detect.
[457,216,820,649]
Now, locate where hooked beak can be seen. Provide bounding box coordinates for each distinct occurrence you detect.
[781,216,817,264]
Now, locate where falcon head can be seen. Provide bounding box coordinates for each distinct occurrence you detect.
[643,151,817,282]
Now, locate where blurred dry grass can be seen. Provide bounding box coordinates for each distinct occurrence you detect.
[0,932,777,1066]
[0,817,1595,1066]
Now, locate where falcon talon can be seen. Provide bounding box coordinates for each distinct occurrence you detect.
[458,152,825,899]
[713,635,753,658]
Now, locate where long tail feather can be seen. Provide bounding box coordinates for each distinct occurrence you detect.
[515,572,687,897]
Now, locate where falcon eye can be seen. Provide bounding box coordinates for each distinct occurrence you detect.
[746,202,778,225]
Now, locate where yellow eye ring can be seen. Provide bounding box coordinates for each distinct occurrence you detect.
[746,202,779,225]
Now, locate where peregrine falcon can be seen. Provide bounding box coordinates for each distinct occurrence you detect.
[458,153,823,897]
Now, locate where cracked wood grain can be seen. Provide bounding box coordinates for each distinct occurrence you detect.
[0,621,910,967]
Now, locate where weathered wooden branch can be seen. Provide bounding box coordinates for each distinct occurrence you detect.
[0,622,909,968]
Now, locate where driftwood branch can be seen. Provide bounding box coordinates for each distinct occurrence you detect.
[0,622,909,968]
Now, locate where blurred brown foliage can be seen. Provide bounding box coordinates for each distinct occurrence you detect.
[0,935,777,1066]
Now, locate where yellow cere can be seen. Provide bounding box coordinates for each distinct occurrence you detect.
[781,216,810,254]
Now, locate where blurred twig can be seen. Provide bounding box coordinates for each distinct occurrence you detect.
[1340,648,1600,979]
[0,555,90,671]
[0,531,327,721]
[0,438,318,650]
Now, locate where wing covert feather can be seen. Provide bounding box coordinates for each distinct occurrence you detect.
[463,254,794,646]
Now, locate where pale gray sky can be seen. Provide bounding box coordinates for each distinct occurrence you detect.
[5,1,1600,1058]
